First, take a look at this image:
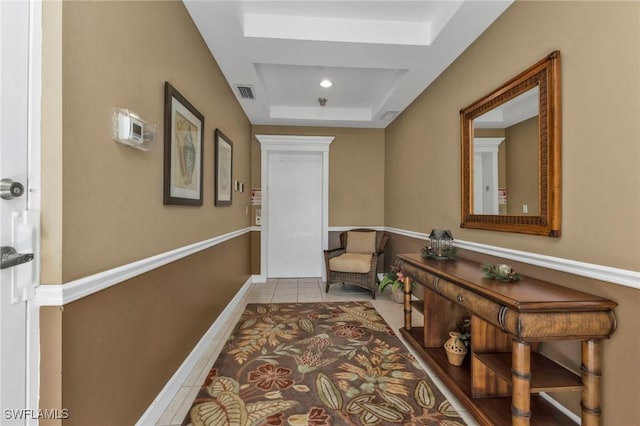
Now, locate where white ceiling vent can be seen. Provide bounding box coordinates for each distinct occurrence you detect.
[235,85,255,100]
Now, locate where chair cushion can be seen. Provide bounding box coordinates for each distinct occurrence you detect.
[329,253,373,273]
[346,231,376,254]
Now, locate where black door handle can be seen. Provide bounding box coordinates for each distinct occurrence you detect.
[1,246,34,270]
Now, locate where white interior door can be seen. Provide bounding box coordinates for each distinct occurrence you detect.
[473,138,502,215]
[473,152,498,214]
[1,2,40,423]
[267,152,323,277]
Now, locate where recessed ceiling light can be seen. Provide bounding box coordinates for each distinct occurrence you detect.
[320,79,333,88]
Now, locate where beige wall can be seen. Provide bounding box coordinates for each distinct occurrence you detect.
[41,1,63,283]
[386,0,639,271]
[505,116,538,215]
[41,236,250,426]
[46,0,251,283]
[38,0,640,424]
[252,125,385,227]
[384,1,640,424]
[40,1,252,424]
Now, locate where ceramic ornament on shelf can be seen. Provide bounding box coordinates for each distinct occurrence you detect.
[444,331,468,366]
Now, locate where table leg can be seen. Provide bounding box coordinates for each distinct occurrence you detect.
[512,340,532,425]
[581,339,602,426]
[403,276,412,331]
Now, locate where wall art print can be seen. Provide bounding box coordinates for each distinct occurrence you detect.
[214,129,233,206]
[163,82,204,206]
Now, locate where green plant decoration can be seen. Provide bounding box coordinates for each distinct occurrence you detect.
[481,263,521,282]
[379,269,415,293]
[456,316,471,348]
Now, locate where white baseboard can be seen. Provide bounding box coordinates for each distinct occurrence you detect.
[136,276,253,426]
[540,393,581,424]
[252,274,267,283]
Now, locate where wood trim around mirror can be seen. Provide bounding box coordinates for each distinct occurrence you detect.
[460,51,561,237]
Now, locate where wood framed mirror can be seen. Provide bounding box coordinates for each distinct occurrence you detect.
[460,51,561,237]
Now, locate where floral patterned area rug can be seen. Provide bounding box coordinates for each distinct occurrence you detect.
[183,301,467,426]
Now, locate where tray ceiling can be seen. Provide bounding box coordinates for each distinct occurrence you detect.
[184,1,513,128]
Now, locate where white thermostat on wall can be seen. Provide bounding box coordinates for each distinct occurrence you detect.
[112,108,156,151]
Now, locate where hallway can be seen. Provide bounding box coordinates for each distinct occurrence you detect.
[154,279,477,425]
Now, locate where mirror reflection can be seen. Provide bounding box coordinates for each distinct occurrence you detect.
[460,50,561,237]
[472,87,539,215]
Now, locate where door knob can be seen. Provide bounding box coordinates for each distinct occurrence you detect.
[0,246,34,269]
[0,179,25,200]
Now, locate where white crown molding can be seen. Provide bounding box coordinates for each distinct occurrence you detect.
[35,228,252,306]
[136,277,253,425]
[386,227,640,290]
[255,134,334,152]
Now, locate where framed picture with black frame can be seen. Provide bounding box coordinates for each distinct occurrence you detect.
[163,82,204,206]
[214,129,233,206]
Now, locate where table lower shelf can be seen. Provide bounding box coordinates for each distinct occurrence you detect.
[401,327,578,426]
[474,352,583,393]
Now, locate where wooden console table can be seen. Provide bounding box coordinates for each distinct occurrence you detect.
[396,253,617,426]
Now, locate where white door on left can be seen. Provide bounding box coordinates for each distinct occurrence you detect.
[1,1,40,424]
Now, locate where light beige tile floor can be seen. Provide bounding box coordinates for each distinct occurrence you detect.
[155,278,477,425]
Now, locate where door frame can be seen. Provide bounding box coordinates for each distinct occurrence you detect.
[255,135,334,282]
[473,137,504,215]
[25,1,42,421]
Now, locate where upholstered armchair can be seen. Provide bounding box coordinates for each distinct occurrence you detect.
[324,229,389,299]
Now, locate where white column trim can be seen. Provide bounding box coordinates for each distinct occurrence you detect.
[256,135,334,280]
[386,226,640,289]
[34,227,252,306]
[321,149,330,280]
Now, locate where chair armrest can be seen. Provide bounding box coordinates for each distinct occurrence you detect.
[324,247,345,259]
